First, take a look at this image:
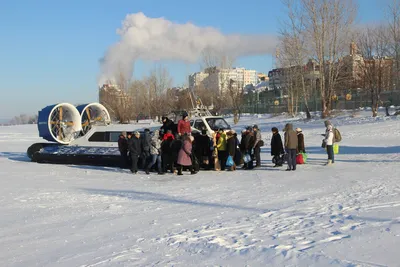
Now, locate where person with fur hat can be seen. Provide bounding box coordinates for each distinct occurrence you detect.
[283,123,298,171]
[296,128,306,154]
[177,112,191,136]
[323,121,335,165]
[177,135,196,175]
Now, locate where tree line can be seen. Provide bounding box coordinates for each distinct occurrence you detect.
[278,0,400,118]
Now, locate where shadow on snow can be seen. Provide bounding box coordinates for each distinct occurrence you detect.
[80,188,271,213]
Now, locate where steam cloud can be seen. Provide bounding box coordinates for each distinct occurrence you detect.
[98,12,278,85]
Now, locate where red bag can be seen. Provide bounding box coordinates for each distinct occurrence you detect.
[296,154,304,164]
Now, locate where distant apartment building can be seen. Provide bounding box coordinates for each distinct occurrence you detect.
[189,67,258,94]
[189,72,209,89]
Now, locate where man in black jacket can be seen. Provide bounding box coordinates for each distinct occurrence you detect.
[128,131,142,174]
[118,131,129,168]
[140,128,151,169]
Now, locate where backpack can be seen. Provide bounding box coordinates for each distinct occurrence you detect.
[333,128,342,143]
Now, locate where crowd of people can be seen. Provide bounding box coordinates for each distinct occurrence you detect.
[117,113,339,175]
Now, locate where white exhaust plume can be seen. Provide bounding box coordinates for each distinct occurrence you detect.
[98,12,278,86]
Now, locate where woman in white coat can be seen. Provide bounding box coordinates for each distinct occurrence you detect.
[323,123,335,165]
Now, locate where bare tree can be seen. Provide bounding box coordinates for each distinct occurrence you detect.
[279,0,312,119]
[144,65,173,120]
[300,0,357,117]
[387,0,400,90]
[357,26,393,117]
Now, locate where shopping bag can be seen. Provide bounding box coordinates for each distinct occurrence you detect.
[243,154,251,163]
[300,152,308,163]
[296,154,304,164]
[226,155,234,167]
[333,143,339,154]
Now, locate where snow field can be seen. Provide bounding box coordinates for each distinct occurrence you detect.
[0,114,399,266]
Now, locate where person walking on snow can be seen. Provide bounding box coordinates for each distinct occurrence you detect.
[323,121,335,165]
[283,123,298,171]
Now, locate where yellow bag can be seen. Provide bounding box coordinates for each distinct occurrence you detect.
[333,143,339,154]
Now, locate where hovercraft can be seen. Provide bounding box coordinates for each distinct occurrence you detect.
[27,102,151,167]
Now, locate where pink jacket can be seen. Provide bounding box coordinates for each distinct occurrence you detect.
[177,140,192,166]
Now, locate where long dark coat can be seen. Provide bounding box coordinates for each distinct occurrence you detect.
[297,132,306,153]
[128,137,142,155]
[271,133,284,156]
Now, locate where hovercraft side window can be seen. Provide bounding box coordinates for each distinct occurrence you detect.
[88,132,107,142]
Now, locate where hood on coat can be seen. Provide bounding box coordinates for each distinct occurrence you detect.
[284,123,293,131]
[327,125,333,131]
[324,120,332,127]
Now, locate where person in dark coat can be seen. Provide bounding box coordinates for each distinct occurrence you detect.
[271,127,284,167]
[160,116,175,135]
[226,130,237,171]
[118,131,129,168]
[233,132,242,166]
[194,129,211,169]
[161,134,174,173]
[241,127,254,170]
[140,128,151,169]
[296,128,306,153]
[128,131,142,174]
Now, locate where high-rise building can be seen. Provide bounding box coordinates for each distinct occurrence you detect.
[189,67,258,94]
[189,72,209,89]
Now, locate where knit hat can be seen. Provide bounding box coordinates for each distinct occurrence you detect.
[295,128,302,132]
[121,131,127,136]
[134,131,140,135]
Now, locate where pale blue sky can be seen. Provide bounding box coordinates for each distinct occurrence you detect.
[0,0,386,119]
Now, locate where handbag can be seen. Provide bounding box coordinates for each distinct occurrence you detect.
[321,140,327,148]
[258,140,264,147]
[226,155,234,167]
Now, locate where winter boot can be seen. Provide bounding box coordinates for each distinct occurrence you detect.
[325,160,332,166]
[177,167,183,175]
[145,169,150,175]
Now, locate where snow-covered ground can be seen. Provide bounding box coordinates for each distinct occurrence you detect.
[1,112,400,267]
